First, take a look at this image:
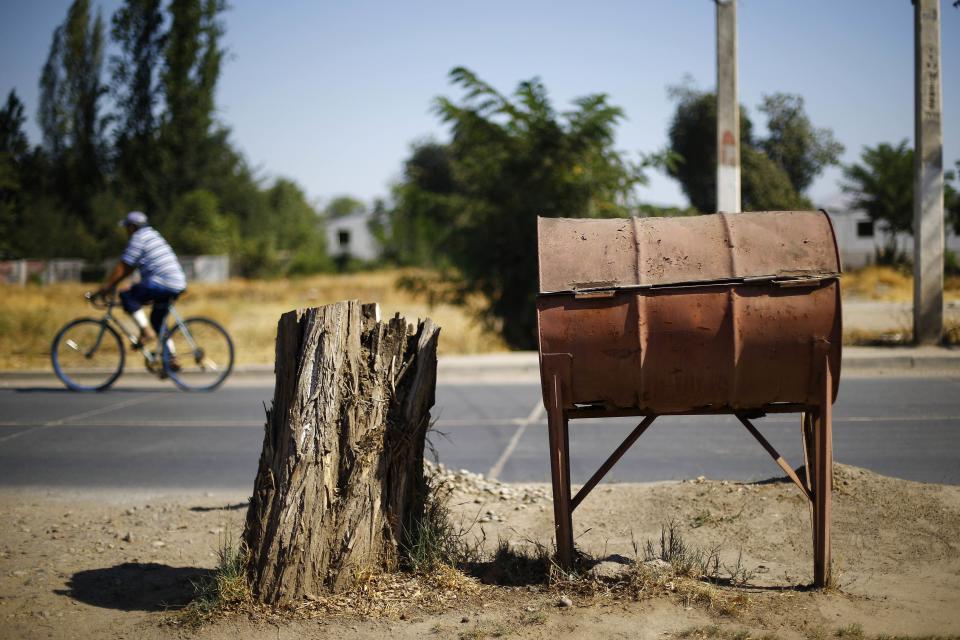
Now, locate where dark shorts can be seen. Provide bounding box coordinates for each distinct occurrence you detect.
[119,283,183,333]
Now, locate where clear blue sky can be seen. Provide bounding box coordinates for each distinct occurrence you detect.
[1,0,957,210]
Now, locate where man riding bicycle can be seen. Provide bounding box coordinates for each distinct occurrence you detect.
[96,211,187,362]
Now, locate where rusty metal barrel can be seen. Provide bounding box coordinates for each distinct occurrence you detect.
[536,210,842,414]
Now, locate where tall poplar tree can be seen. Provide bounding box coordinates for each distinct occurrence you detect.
[38,0,107,234]
[38,29,67,158]
[111,0,165,214]
[159,0,226,212]
[0,91,30,255]
[37,0,107,226]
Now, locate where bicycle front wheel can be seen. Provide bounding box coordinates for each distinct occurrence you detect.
[163,317,235,391]
[51,318,125,391]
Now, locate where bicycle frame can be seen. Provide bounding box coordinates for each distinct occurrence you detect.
[95,297,194,370]
[162,305,208,367]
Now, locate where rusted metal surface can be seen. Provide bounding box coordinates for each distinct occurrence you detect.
[538,210,840,293]
[544,364,574,569]
[538,282,842,412]
[536,210,841,587]
[537,211,842,414]
[812,356,834,586]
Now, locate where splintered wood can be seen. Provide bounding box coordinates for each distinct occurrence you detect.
[244,300,439,605]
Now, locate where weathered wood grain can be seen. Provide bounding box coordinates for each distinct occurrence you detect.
[243,300,439,604]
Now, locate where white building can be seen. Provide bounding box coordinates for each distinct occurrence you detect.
[826,208,960,270]
[180,255,230,282]
[325,212,380,262]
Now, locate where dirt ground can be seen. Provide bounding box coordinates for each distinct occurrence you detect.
[1,463,959,639]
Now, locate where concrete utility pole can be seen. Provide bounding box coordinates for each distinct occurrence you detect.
[913,0,944,344]
[716,0,740,213]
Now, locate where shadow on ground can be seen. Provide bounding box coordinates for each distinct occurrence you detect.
[463,545,552,587]
[56,562,212,611]
[14,387,174,394]
[190,502,247,512]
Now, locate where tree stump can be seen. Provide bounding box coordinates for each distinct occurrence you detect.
[243,300,440,604]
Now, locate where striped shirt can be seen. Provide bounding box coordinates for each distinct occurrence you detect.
[121,227,187,292]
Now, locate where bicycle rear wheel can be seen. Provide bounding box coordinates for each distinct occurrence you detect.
[51,318,125,391]
[163,317,234,391]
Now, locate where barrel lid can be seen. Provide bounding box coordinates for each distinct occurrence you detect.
[537,210,841,294]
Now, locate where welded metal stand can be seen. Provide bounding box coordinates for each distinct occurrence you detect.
[810,356,833,587]
[542,355,835,587]
[546,372,574,569]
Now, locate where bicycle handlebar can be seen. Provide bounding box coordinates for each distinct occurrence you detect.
[85,291,117,309]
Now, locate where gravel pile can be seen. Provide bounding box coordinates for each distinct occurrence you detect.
[424,461,552,507]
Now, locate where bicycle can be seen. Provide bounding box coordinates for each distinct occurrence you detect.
[51,292,235,392]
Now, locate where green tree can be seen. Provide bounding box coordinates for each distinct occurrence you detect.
[844,145,960,267]
[11,0,330,271]
[665,85,751,212]
[1,90,79,259]
[947,160,960,236]
[37,0,108,229]
[110,0,166,213]
[153,1,331,276]
[159,0,226,211]
[741,146,809,211]
[224,177,331,277]
[323,195,365,219]
[268,179,331,274]
[758,93,844,194]
[393,67,645,348]
[383,141,461,266]
[664,84,835,212]
[841,141,914,249]
[165,188,236,254]
[0,91,30,162]
[0,91,30,255]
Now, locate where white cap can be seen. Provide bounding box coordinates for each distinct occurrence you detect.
[119,211,148,228]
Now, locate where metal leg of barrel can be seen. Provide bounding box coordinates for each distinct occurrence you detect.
[546,373,575,570]
[812,357,833,587]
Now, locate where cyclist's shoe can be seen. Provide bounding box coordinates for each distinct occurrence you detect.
[144,352,161,373]
[153,356,180,379]
[131,328,157,352]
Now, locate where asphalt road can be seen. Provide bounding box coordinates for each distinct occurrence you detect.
[1,375,958,492]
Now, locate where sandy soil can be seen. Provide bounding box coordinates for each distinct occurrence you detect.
[1,464,959,639]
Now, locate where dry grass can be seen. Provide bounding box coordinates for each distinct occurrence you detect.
[7,265,956,371]
[170,553,487,629]
[170,560,487,629]
[843,320,960,346]
[172,466,490,628]
[841,266,914,301]
[403,474,485,574]
[677,625,780,640]
[840,266,960,302]
[552,560,751,617]
[675,621,960,640]
[479,523,752,618]
[171,499,753,630]
[801,623,960,640]
[176,535,252,628]
[0,270,507,370]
